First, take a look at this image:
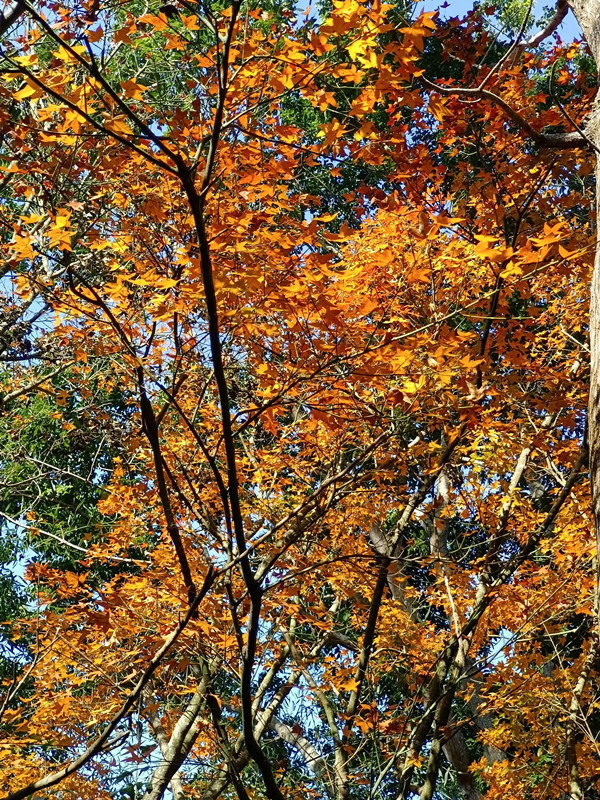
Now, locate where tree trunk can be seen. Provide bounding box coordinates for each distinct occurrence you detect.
[569,3,599,464]
[567,0,600,621]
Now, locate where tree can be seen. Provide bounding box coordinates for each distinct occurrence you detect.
[0,1,597,799]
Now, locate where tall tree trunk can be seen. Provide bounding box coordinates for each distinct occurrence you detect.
[567,0,600,618]
[567,3,600,793]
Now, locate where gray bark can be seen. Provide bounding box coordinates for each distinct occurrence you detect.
[568,0,600,60]
[145,699,186,800]
[568,3,600,650]
[141,687,207,800]
[267,718,326,778]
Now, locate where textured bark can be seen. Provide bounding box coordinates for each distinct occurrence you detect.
[568,0,600,60]
[564,635,600,800]
[141,687,206,800]
[567,0,600,646]
[438,722,481,800]
[571,2,600,483]
[145,700,186,800]
[267,719,326,777]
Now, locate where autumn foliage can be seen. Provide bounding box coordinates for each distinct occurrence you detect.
[0,1,597,799]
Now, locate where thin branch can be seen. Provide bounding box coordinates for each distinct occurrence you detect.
[420,76,588,150]
[3,565,216,800]
[0,510,140,563]
[0,0,26,36]
[0,360,75,406]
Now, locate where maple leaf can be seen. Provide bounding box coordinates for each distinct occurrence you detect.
[0,4,596,800]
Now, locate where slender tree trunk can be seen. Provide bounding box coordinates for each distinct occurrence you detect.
[564,5,600,795]
[567,0,600,641]
[570,7,600,482]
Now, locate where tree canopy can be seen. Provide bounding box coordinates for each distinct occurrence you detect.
[0,1,599,799]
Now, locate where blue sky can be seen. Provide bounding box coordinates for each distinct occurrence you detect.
[416,0,583,42]
[296,0,584,44]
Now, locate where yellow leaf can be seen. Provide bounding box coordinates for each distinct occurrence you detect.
[428,95,447,122]
[14,81,44,101]
[121,79,148,101]
[139,13,169,31]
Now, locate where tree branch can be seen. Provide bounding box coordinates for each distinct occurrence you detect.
[420,76,588,150]
[2,566,216,800]
[0,0,26,36]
